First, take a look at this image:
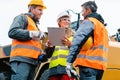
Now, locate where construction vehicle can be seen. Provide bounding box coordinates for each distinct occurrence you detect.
[0,44,11,80]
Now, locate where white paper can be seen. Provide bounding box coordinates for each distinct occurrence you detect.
[48,27,65,46]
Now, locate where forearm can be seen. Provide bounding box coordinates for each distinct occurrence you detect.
[8,27,31,41]
[8,14,31,41]
[67,20,94,63]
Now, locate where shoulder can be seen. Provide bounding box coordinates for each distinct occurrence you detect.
[80,19,94,29]
[14,13,28,22]
[82,19,93,25]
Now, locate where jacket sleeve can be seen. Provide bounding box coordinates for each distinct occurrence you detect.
[67,20,94,63]
[45,46,55,58]
[8,14,31,41]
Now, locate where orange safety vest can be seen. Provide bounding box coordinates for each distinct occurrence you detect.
[10,15,42,59]
[74,17,109,70]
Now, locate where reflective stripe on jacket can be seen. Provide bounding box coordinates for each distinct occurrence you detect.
[49,37,73,68]
[74,17,108,70]
[10,15,42,59]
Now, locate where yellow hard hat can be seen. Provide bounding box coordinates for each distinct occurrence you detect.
[28,0,47,9]
[81,36,93,51]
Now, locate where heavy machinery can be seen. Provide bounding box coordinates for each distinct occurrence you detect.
[0,45,11,80]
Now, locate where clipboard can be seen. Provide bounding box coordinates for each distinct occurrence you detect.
[48,27,65,46]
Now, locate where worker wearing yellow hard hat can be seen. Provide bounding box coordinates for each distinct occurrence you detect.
[8,0,47,80]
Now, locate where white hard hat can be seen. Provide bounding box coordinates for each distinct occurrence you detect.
[57,11,71,22]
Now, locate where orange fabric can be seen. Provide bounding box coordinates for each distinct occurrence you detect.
[74,18,108,70]
[49,74,74,80]
[10,15,42,59]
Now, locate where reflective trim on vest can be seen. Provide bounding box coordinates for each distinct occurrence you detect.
[51,54,68,60]
[49,46,69,68]
[10,15,42,59]
[12,44,41,52]
[77,54,107,62]
[91,45,108,52]
[54,46,68,51]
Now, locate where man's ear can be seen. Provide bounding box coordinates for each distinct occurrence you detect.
[30,8,34,13]
[87,8,92,14]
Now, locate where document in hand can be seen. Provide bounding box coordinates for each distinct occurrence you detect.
[48,27,65,46]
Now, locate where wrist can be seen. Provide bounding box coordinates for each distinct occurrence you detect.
[29,31,40,38]
[67,41,71,47]
[66,62,72,68]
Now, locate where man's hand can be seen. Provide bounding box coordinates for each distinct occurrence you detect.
[29,31,46,40]
[29,31,40,38]
[66,63,80,80]
[45,40,53,47]
[39,31,46,39]
[38,51,48,62]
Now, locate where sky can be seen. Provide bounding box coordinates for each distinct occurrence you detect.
[0,0,120,46]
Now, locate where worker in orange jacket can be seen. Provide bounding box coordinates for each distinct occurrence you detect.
[8,0,46,80]
[66,1,109,80]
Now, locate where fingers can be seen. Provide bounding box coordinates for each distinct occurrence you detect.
[66,69,72,77]
[61,37,71,46]
[71,69,77,75]
[45,40,53,47]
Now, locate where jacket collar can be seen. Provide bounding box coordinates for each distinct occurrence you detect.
[25,12,39,24]
[85,12,105,25]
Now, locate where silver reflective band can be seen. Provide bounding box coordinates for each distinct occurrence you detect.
[55,46,68,51]
[51,54,67,60]
[91,45,108,52]
[77,54,107,62]
[12,44,41,52]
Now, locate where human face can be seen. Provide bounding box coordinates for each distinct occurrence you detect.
[59,17,71,28]
[81,6,91,18]
[31,6,43,20]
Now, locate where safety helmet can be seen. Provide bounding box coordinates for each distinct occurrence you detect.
[81,36,93,51]
[57,11,71,22]
[28,0,47,9]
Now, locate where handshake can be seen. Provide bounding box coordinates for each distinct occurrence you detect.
[29,31,46,40]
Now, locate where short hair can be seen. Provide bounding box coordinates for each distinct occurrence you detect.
[28,5,37,12]
[81,1,98,12]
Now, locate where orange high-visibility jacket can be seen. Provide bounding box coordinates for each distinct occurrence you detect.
[10,15,42,59]
[74,17,109,70]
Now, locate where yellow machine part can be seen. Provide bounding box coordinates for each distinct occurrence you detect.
[102,41,120,80]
